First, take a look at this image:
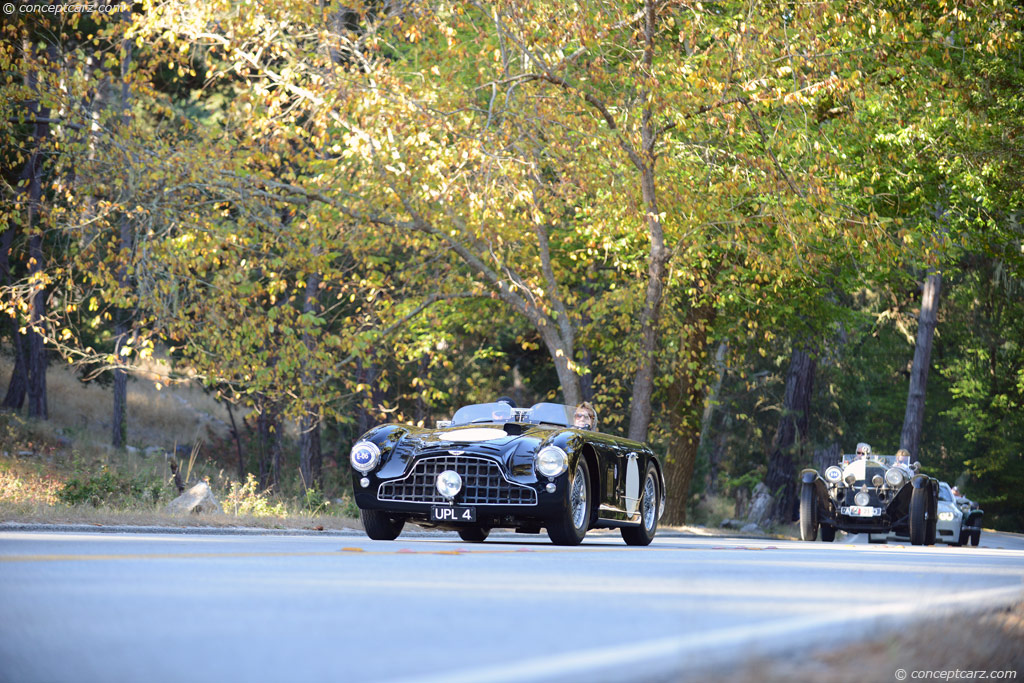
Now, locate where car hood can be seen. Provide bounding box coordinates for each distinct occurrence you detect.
[841,459,888,483]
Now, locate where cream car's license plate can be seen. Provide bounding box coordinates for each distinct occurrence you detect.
[842,506,880,517]
[430,506,476,522]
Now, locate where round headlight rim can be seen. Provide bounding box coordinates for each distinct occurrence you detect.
[825,466,843,483]
[436,469,463,499]
[350,440,381,473]
[884,468,904,488]
[535,445,569,478]
[854,491,871,507]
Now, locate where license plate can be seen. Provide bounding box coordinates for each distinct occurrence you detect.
[430,506,476,523]
[842,506,880,517]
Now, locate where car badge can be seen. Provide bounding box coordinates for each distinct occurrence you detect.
[448,450,466,456]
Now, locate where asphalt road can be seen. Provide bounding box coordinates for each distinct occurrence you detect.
[1,528,1022,683]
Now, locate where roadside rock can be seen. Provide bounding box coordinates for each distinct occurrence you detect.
[165,481,222,515]
[745,482,775,528]
[740,523,762,534]
[720,518,744,530]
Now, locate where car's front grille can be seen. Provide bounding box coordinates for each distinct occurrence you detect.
[377,455,537,506]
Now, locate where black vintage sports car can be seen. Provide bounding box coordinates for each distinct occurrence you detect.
[349,402,666,546]
[799,453,939,545]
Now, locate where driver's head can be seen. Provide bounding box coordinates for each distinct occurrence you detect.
[855,442,871,458]
[573,402,596,430]
[895,448,910,462]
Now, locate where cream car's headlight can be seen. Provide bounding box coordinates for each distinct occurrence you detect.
[535,446,568,478]
[350,441,381,473]
[884,468,904,487]
[938,511,955,522]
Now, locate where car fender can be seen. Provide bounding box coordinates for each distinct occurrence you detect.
[910,474,932,489]
[799,470,836,521]
[650,456,667,520]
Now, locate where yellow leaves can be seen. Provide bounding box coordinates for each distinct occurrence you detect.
[783,90,810,106]
[405,25,423,43]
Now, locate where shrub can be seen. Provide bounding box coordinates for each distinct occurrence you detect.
[302,486,327,515]
[57,470,164,508]
[223,474,287,517]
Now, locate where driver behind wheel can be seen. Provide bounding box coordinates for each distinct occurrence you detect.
[573,402,597,430]
[855,442,871,460]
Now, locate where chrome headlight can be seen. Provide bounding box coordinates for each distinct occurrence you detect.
[825,466,843,483]
[854,491,871,506]
[884,468,904,488]
[872,475,883,487]
[535,446,569,478]
[844,473,857,486]
[436,470,463,499]
[350,441,381,473]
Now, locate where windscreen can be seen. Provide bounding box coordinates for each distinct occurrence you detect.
[450,402,513,426]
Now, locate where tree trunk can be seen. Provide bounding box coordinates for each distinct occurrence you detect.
[225,400,246,481]
[298,269,323,490]
[900,271,941,460]
[662,361,704,526]
[698,342,729,495]
[627,1,669,443]
[2,214,27,409]
[19,39,52,420]
[257,397,282,492]
[111,216,131,447]
[299,415,322,491]
[111,30,134,447]
[764,348,816,524]
[3,332,28,410]
[25,194,47,421]
[660,317,714,525]
[1,222,28,410]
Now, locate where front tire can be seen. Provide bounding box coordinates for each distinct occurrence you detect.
[799,482,818,541]
[360,509,404,541]
[909,486,928,546]
[546,459,591,546]
[621,465,660,546]
[457,527,490,543]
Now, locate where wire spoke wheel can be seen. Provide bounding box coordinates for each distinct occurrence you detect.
[622,465,659,546]
[570,466,588,530]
